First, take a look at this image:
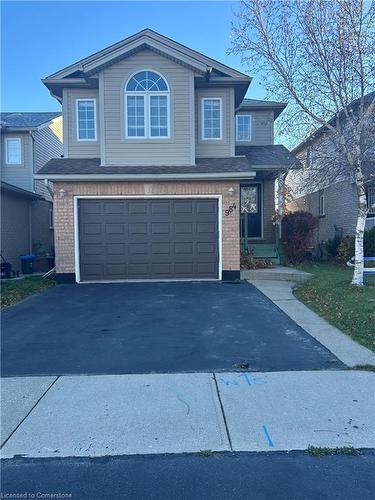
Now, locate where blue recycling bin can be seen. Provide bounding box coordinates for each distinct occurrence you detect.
[19,254,36,275]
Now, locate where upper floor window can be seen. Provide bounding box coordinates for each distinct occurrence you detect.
[236,115,252,142]
[5,138,22,164]
[125,70,170,139]
[318,190,325,217]
[367,185,375,215]
[202,98,222,140]
[76,99,97,141]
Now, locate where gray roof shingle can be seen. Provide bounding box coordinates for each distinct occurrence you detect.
[37,146,298,178]
[0,112,61,129]
[37,157,251,176]
[238,98,287,118]
[235,145,300,168]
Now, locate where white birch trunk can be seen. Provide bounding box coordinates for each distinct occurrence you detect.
[351,165,368,286]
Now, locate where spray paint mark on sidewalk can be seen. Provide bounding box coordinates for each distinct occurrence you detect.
[262,425,274,448]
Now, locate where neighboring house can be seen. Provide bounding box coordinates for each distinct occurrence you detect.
[36,29,297,283]
[1,112,63,273]
[287,93,375,253]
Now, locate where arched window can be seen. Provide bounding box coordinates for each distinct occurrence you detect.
[125,70,170,138]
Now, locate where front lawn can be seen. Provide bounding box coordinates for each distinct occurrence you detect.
[1,276,55,309]
[294,263,375,352]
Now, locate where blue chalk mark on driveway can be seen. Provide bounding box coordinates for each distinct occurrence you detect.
[262,425,274,448]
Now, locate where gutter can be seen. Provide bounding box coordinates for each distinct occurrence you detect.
[35,171,257,182]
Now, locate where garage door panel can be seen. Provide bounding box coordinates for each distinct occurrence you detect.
[151,201,171,215]
[128,201,148,215]
[128,223,148,235]
[151,222,170,235]
[79,199,219,280]
[128,242,148,255]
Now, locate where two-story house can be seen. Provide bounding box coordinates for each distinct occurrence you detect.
[37,29,297,283]
[287,92,375,253]
[1,112,63,273]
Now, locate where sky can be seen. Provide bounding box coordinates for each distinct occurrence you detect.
[1,0,267,112]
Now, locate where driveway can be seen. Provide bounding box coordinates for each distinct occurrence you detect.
[1,282,343,376]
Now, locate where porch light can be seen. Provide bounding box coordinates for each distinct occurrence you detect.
[58,188,67,198]
[227,187,236,196]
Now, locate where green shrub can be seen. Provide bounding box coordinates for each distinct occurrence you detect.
[337,227,375,262]
[240,250,273,269]
[326,235,342,258]
[281,211,319,264]
[337,236,355,263]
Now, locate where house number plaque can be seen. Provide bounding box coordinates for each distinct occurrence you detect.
[225,203,237,217]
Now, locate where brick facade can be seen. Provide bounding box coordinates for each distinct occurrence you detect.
[287,180,358,248]
[53,180,241,278]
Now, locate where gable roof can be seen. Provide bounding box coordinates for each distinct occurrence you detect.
[238,98,287,119]
[44,29,251,82]
[293,91,375,154]
[0,112,61,130]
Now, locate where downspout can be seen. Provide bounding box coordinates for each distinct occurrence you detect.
[44,179,54,199]
[29,131,36,254]
[28,203,33,254]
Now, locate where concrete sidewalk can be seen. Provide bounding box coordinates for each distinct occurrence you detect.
[1,370,374,458]
[251,280,375,367]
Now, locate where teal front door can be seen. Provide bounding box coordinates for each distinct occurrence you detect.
[240,184,262,242]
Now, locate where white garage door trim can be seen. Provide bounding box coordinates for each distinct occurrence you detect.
[73,195,223,283]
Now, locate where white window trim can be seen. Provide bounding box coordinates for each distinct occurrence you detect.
[124,69,170,140]
[201,97,222,141]
[124,93,170,140]
[76,98,97,142]
[319,192,325,217]
[236,114,252,142]
[5,137,22,164]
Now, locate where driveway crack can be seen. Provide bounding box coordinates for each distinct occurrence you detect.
[213,372,233,451]
[1,376,60,450]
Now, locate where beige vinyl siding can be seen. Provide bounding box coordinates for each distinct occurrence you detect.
[63,88,100,158]
[195,88,234,158]
[102,49,194,166]
[1,132,33,191]
[235,110,274,145]
[33,116,63,199]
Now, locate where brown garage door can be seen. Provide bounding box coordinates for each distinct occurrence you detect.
[78,198,219,281]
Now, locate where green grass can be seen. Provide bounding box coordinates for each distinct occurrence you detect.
[294,263,375,352]
[307,446,360,456]
[1,276,55,309]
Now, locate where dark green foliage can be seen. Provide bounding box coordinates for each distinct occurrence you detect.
[337,227,375,262]
[282,211,319,263]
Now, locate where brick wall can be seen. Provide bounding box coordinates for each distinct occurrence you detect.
[287,180,358,247]
[53,181,241,276]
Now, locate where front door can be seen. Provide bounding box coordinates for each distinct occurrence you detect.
[240,184,262,241]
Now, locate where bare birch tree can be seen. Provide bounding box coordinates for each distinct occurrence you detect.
[230,0,375,285]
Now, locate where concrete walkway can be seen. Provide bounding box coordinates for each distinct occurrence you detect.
[251,280,375,367]
[1,371,374,458]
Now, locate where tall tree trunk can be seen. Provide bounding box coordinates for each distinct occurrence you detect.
[351,166,368,286]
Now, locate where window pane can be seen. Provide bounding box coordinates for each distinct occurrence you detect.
[126,71,168,92]
[77,100,96,140]
[6,139,22,164]
[150,95,169,137]
[237,116,251,141]
[241,186,258,213]
[203,99,221,139]
[127,95,145,137]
